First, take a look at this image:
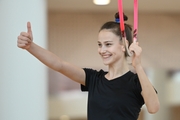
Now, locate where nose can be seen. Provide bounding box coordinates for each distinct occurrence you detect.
[99,46,107,54]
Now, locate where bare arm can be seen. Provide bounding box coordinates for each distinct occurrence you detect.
[17,22,85,85]
[135,65,160,114]
[129,42,160,114]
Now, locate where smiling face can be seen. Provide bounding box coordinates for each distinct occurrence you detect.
[98,29,125,66]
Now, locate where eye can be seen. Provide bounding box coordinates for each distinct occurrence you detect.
[106,43,112,47]
[98,43,102,47]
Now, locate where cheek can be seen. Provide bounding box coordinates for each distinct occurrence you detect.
[112,46,124,55]
[97,48,101,54]
[116,45,124,52]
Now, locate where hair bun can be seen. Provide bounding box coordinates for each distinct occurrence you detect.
[115,12,128,21]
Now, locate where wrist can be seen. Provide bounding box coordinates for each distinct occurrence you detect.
[26,42,34,51]
[134,64,143,71]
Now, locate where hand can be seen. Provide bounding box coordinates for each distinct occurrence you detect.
[129,41,142,68]
[17,22,33,50]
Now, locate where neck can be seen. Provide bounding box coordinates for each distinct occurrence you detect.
[106,58,130,80]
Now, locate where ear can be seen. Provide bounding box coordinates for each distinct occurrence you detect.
[125,39,129,47]
[121,45,125,52]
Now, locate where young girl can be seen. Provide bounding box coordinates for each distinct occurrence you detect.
[17,13,159,120]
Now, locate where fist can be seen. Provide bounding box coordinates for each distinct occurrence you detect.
[129,41,142,68]
[17,22,33,50]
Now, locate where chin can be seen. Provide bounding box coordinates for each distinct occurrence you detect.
[103,61,111,66]
[103,63,109,66]
[102,58,113,65]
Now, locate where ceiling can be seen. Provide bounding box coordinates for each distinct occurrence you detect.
[48,0,180,13]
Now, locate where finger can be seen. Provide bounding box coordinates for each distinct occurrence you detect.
[136,42,139,46]
[129,44,139,55]
[18,35,31,41]
[133,37,138,43]
[133,40,136,43]
[27,22,32,34]
[17,43,24,47]
[17,38,30,46]
[129,43,134,51]
[17,41,28,47]
[18,44,28,49]
[27,22,33,40]
[133,47,142,56]
[20,32,28,36]
[18,35,32,43]
[17,39,29,45]
[20,32,32,40]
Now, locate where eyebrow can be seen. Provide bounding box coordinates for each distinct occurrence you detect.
[97,41,113,43]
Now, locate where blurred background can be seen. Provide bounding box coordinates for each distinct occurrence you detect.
[0,0,180,120]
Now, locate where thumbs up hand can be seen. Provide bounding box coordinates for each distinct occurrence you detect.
[17,22,33,50]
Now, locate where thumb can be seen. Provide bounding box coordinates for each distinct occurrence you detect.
[27,22,33,37]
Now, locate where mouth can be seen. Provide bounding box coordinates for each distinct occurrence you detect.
[101,54,112,59]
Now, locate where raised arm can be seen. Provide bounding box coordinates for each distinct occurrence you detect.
[129,42,160,114]
[17,22,85,85]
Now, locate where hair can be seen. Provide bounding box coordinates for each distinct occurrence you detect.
[99,12,133,57]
